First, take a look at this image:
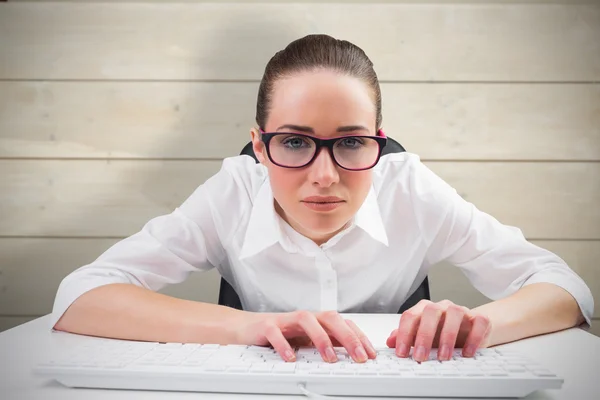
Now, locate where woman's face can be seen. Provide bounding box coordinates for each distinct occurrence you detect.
[251,69,378,245]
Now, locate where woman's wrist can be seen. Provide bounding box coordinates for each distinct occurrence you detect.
[178,302,249,344]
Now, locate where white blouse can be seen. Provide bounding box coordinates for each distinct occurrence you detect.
[51,152,594,329]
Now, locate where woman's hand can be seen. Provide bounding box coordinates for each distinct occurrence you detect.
[235,310,377,363]
[386,300,493,362]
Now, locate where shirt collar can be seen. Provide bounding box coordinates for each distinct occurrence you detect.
[239,178,283,260]
[239,180,389,260]
[353,185,389,247]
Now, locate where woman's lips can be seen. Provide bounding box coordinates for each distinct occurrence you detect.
[301,196,345,212]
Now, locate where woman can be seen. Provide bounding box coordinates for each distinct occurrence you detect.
[51,34,593,364]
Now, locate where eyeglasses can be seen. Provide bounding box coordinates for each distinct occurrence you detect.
[259,129,387,171]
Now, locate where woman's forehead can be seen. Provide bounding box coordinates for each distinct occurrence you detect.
[267,71,377,133]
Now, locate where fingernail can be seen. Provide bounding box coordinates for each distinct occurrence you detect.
[285,349,296,361]
[366,339,377,357]
[414,346,427,361]
[355,346,368,362]
[325,347,337,363]
[396,343,409,357]
[439,344,450,360]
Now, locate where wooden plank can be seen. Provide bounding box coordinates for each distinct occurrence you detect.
[0,238,597,318]
[427,162,600,240]
[0,160,598,238]
[0,159,222,237]
[1,82,598,160]
[0,3,598,81]
[0,316,37,333]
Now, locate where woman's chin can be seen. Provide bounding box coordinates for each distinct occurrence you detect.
[300,216,351,239]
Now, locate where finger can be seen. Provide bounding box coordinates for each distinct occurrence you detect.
[394,300,434,357]
[395,310,421,358]
[386,329,399,348]
[436,304,466,361]
[317,311,368,363]
[462,313,491,358]
[292,311,337,363]
[262,321,296,362]
[345,319,377,359]
[413,303,444,362]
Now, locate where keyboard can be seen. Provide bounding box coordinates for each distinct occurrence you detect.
[33,338,563,398]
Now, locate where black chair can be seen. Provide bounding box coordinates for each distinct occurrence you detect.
[218,137,431,314]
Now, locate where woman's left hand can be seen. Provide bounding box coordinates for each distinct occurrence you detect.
[386,300,493,362]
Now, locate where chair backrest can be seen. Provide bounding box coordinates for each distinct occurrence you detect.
[218,138,431,313]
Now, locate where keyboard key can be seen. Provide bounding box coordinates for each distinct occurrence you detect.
[308,369,330,375]
[204,365,227,372]
[505,365,527,373]
[465,371,485,376]
[249,364,272,373]
[332,370,355,376]
[414,370,438,376]
[441,370,461,376]
[379,370,402,376]
[487,370,509,376]
[531,369,556,377]
[228,366,250,373]
[272,364,295,374]
[356,370,378,376]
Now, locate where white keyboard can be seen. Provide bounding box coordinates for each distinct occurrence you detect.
[33,339,563,398]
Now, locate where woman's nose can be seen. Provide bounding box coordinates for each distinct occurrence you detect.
[308,148,340,187]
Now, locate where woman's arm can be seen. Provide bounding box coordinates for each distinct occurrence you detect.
[55,283,377,364]
[410,158,594,329]
[473,282,585,347]
[392,156,595,361]
[54,283,244,344]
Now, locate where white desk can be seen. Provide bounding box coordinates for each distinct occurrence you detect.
[1,314,599,400]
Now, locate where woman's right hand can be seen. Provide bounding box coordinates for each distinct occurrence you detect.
[234,310,377,363]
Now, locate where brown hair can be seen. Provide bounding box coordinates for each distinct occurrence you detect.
[256,34,382,131]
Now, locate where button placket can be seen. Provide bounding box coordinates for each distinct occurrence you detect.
[315,251,337,311]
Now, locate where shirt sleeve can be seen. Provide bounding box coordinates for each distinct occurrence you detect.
[409,156,595,329]
[50,160,243,330]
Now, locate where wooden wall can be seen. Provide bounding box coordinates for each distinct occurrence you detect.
[0,1,598,336]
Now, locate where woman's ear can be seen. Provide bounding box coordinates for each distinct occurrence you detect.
[250,128,267,165]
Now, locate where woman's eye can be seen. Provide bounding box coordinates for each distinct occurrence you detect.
[282,137,310,149]
[339,138,363,148]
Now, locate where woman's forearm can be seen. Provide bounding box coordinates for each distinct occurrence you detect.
[53,283,246,344]
[473,282,585,348]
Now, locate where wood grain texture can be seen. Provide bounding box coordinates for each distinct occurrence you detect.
[0,238,597,317]
[1,3,598,81]
[1,82,598,160]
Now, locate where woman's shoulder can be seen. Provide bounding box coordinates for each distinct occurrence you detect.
[178,155,267,223]
[213,155,269,198]
[373,151,422,184]
[373,151,452,197]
